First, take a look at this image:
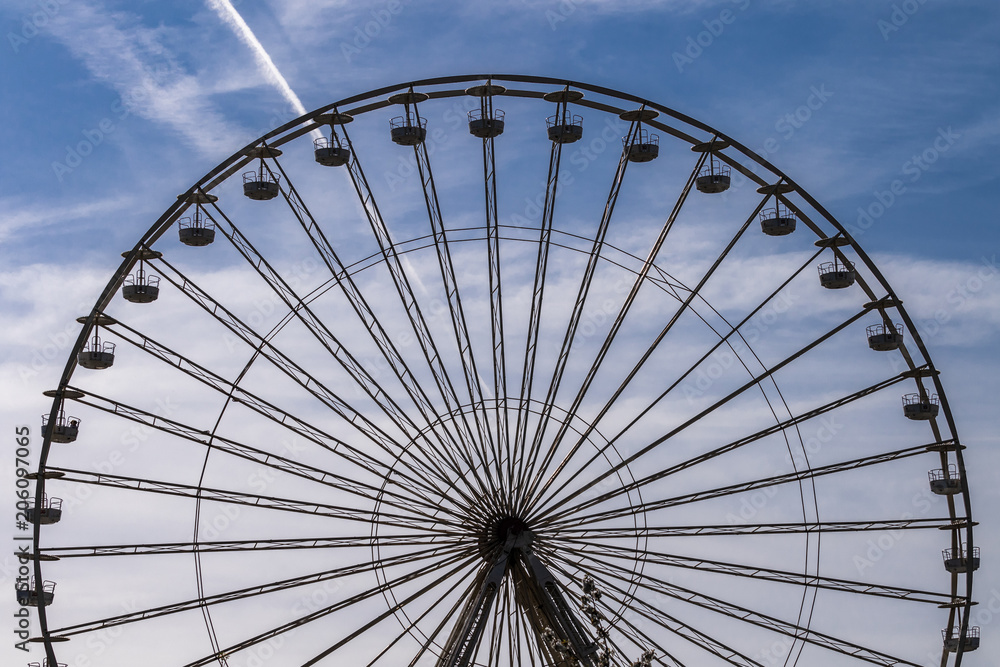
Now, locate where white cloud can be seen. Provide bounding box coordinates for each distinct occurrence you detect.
[43,1,242,156]
[0,195,133,242]
[871,252,1000,348]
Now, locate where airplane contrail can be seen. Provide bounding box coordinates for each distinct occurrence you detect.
[207,0,322,139]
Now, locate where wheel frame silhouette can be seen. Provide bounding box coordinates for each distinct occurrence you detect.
[27,74,977,667]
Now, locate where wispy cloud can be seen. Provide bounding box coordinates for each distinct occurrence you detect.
[0,195,133,243]
[43,1,240,156]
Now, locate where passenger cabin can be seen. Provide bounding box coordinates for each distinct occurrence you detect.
[16,579,55,607]
[546,113,584,144]
[627,129,659,163]
[42,411,79,443]
[943,626,980,653]
[867,323,903,351]
[902,393,939,420]
[929,465,962,496]
[313,137,351,167]
[242,146,282,200]
[243,169,280,200]
[78,334,115,370]
[759,207,796,236]
[27,494,63,525]
[818,260,855,289]
[468,109,505,139]
[178,214,216,246]
[390,113,427,146]
[177,194,218,246]
[696,161,731,193]
[943,545,980,574]
[122,263,160,303]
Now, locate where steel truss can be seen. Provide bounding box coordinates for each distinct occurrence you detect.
[28,75,975,667]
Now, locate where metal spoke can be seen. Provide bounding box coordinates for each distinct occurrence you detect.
[476,87,513,513]
[525,182,772,516]
[529,241,826,516]
[534,305,873,522]
[44,465,465,532]
[105,313,457,505]
[49,539,468,637]
[61,386,459,523]
[546,557,756,667]
[363,564,483,667]
[198,198,487,505]
[299,552,481,667]
[568,540,959,606]
[511,149,705,509]
[323,120,496,493]
[38,533,460,558]
[179,550,478,667]
[511,90,574,509]
[542,370,914,524]
[402,575,486,667]
[549,441,939,529]
[260,152,484,474]
[516,117,642,515]
[576,551,924,667]
[148,256,409,455]
[150,255,487,518]
[405,97,497,485]
[551,516,967,539]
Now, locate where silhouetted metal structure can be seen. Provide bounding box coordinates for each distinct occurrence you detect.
[26,74,976,667]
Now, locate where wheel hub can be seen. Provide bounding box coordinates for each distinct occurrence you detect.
[479,514,531,557]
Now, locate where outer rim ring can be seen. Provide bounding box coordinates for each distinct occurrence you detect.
[31,73,974,666]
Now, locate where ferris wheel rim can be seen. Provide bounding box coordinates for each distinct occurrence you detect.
[29,73,975,667]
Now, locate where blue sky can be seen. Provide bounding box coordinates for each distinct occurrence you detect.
[2,1,998,261]
[2,1,999,666]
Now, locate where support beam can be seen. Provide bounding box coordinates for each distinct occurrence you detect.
[436,529,600,667]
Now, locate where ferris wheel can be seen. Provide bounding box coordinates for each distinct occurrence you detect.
[22,74,979,667]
